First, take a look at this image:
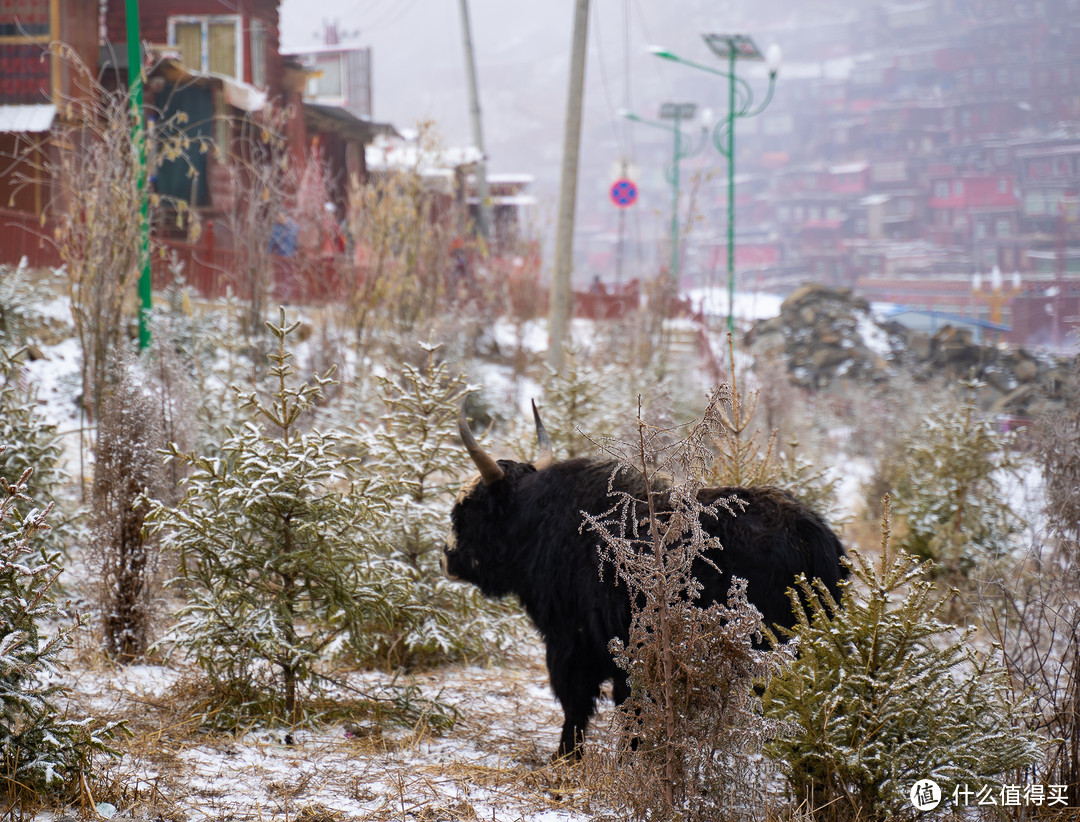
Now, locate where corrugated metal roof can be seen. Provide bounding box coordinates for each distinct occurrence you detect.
[0,104,56,134]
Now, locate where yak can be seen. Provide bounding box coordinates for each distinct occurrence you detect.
[442,404,847,759]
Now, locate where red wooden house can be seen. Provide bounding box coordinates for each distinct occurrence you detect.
[2,0,397,301]
[1,0,97,264]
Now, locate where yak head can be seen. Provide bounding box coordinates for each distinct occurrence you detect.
[441,401,554,597]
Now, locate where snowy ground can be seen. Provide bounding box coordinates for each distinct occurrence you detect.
[61,637,612,822]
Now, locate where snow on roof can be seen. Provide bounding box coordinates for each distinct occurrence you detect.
[486,173,536,185]
[366,136,483,174]
[0,103,56,133]
[829,161,869,175]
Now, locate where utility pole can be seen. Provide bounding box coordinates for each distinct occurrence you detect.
[458,0,492,243]
[548,0,589,373]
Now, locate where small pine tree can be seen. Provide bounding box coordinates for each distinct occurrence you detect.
[0,262,36,347]
[146,308,404,726]
[0,347,78,564]
[348,343,522,669]
[533,349,624,459]
[0,349,64,510]
[1,463,120,807]
[710,337,841,523]
[763,498,1040,822]
[882,379,1021,576]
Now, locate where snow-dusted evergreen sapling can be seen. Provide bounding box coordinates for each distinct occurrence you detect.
[710,337,841,524]
[881,379,1021,578]
[0,348,76,562]
[0,349,64,508]
[0,461,120,805]
[147,309,403,726]
[763,498,1039,822]
[354,343,521,668]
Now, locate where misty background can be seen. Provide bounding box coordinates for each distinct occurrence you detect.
[279,0,850,280]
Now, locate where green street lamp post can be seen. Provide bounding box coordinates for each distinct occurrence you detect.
[651,34,781,333]
[621,103,708,290]
[125,0,152,350]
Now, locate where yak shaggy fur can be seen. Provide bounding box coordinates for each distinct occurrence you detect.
[443,455,847,758]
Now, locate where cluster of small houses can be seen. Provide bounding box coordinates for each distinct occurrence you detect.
[0,0,540,305]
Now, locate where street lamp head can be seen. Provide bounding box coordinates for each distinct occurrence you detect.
[765,43,783,77]
[659,102,697,121]
[648,45,678,61]
[700,106,715,130]
[702,33,763,61]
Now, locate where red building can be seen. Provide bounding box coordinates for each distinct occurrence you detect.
[1,0,397,298]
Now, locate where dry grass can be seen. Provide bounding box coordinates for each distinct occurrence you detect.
[53,639,617,821]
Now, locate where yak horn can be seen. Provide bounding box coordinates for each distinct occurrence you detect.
[459,405,505,485]
[532,399,555,470]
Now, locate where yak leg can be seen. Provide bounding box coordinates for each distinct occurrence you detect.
[547,646,601,760]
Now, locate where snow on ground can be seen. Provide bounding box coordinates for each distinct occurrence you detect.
[61,637,610,821]
[21,337,83,431]
[685,287,784,325]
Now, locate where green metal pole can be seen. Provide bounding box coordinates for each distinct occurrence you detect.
[726,50,736,334]
[126,0,152,351]
[670,107,681,287]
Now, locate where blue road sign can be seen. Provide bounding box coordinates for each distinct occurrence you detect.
[610,178,638,208]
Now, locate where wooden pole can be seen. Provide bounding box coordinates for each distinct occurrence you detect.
[548,0,589,372]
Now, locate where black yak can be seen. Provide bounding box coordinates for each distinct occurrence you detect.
[442,405,847,759]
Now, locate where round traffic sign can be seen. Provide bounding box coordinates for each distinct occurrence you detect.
[610,178,638,208]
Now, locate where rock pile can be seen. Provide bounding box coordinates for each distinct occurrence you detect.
[746,283,1078,418]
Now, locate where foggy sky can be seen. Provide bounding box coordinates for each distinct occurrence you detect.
[278,0,831,274]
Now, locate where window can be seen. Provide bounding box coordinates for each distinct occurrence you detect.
[953,180,965,197]
[251,20,266,88]
[996,218,1012,237]
[935,181,950,199]
[315,54,344,98]
[168,16,243,78]
[998,178,1010,193]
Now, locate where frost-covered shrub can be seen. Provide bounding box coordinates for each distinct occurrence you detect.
[0,262,36,346]
[586,390,787,822]
[1,463,120,806]
[343,343,523,669]
[147,309,404,726]
[763,502,1040,822]
[874,380,1022,577]
[91,358,167,662]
